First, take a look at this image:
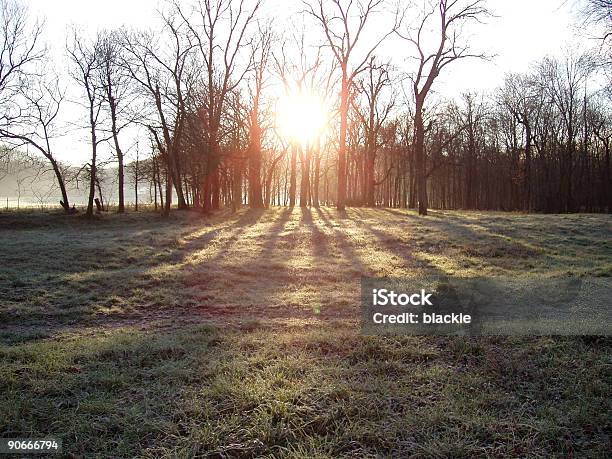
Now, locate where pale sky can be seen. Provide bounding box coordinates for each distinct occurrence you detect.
[24,0,590,165]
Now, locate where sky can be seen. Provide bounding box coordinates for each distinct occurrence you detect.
[23,0,591,165]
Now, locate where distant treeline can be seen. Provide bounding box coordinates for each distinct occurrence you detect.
[363,67,611,213]
[1,0,610,216]
[140,54,612,214]
[0,155,160,209]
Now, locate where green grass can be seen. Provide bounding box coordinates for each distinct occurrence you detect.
[0,208,610,457]
[1,324,609,457]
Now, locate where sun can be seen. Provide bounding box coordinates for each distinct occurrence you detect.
[276,90,328,146]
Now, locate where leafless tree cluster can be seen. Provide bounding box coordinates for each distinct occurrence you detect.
[417,53,610,213]
[0,0,610,217]
[579,0,612,42]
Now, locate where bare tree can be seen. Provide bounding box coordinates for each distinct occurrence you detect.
[353,58,395,207]
[398,0,489,215]
[537,52,592,212]
[247,23,273,209]
[304,0,398,211]
[589,98,611,210]
[273,25,331,208]
[0,0,43,139]
[0,2,78,213]
[177,0,262,211]
[0,0,75,210]
[122,13,194,215]
[499,72,541,210]
[98,30,134,213]
[68,30,105,218]
[579,0,612,43]
[0,74,73,211]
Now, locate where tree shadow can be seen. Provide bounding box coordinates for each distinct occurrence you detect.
[300,207,330,260]
[378,207,549,270]
[0,209,271,337]
[314,207,367,276]
[2,207,603,343]
[3,209,608,458]
[4,317,608,457]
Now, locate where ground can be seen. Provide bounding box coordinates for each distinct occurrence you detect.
[0,208,610,457]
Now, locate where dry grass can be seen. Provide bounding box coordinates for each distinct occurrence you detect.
[0,207,610,457]
[1,207,609,331]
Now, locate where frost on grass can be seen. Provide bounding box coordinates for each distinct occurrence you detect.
[0,209,610,456]
[0,208,610,328]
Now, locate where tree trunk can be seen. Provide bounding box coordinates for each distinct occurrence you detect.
[86,125,97,218]
[233,155,243,212]
[211,168,220,210]
[300,145,310,207]
[249,146,263,208]
[163,166,172,216]
[313,140,321,208]
[366,151,376,207]
[107,90,125,213]
[524,123,532,211]
[96,177,105,211]
[51,159,70,212]
[337,69,348,210]
[414,99,428,215]
[289,144,297,207]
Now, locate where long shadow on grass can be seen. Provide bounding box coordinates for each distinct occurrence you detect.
[424,210,611,272]
[3,211,610,456]
[194,207,294,312]
[300,207,330,260]
[354,209,450,280]
[313,207,368,276]
[0,209,269,334]
[379,208,546,266]
[256,207,293,260]
[2,322,609,457]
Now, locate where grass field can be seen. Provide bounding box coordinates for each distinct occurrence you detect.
[0,208,610,457]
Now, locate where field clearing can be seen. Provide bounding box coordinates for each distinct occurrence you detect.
[0,208,610,457]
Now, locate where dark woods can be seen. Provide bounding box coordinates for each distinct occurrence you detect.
[1,0,610,216]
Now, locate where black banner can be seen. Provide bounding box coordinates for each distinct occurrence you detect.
[361,276,611,335]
